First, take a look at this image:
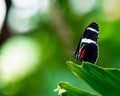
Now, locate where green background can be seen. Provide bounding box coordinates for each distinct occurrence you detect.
[1,0,120,96]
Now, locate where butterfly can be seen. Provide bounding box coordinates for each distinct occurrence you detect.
[73,22,99,64]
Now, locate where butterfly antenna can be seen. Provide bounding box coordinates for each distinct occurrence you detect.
[73,40,76,51]
[56,42,73,50]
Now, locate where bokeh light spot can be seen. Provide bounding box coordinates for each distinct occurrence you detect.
[0,36,41,85]
[8,0,50,33]
[103,0,120,21]
[69,0,96,15]
[0,0,6,33]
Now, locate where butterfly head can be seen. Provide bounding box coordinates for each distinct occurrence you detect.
[73,50,83,62]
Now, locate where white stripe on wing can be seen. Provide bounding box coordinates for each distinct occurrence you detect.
[87,27,98,33]
[81,38,96,44]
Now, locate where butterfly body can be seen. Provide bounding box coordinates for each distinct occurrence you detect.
[74,22,99,64]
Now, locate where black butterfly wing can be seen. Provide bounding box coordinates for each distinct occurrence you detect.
[81,43,98,63]
[81,22,99,63]
[82,22,99,42]
[74,22,99,64]
[76,22,99,51]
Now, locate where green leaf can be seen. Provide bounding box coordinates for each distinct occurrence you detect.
[54,82,99,96]
[66,61,120,96]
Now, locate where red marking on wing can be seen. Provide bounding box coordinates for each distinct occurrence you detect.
[80,49,85,58]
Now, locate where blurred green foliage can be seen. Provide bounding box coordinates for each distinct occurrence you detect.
[1,0,120,96]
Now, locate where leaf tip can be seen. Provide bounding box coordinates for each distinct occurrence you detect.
[54,82,67,95]
[66,61,74,65]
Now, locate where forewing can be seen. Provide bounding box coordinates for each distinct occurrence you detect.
[82,22,99,42]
